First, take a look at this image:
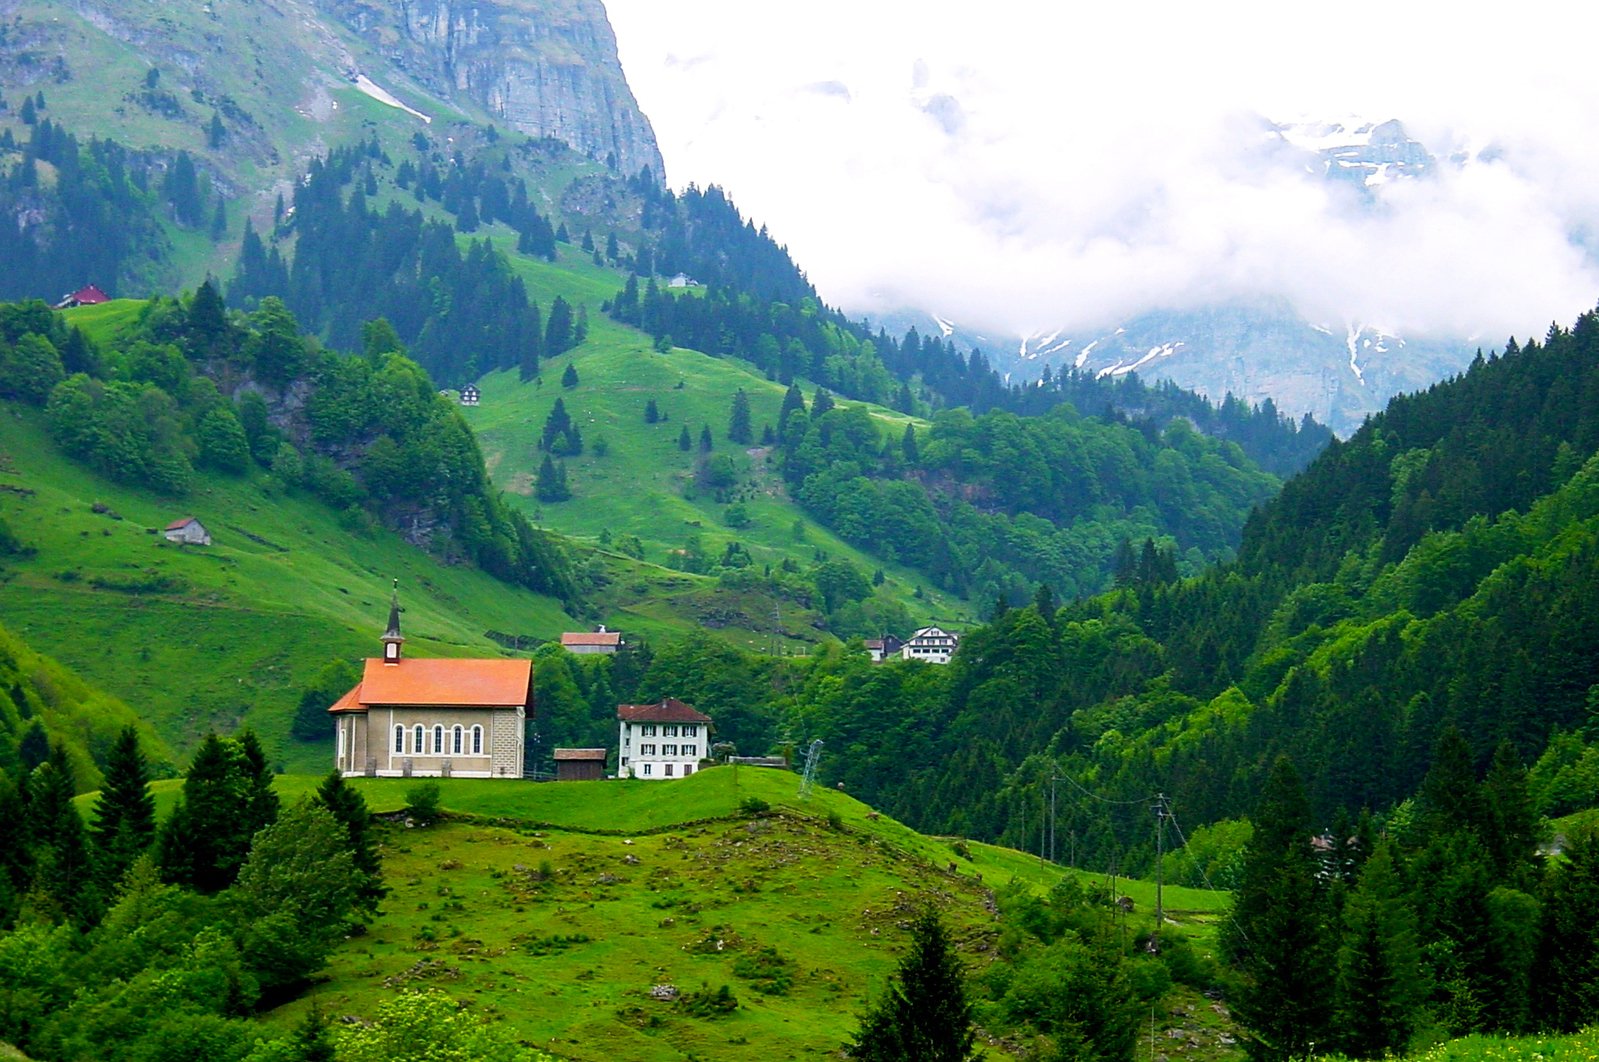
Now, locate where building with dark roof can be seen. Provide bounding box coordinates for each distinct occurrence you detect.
[617,698,711,780]
[553,748,609,781]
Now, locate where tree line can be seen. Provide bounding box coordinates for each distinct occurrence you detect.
[0,729,389,1060]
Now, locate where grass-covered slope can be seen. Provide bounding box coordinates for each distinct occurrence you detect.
[0,406,573,772]
[247,767,1225,1061]
[459,248,976,645]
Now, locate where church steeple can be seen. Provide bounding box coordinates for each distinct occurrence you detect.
[381,580,404,664]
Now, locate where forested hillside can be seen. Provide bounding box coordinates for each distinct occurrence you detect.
[0,291,576,605]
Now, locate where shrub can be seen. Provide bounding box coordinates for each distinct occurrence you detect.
[405,782,442,826]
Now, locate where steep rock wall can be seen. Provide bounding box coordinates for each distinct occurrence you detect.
[319,0,665,181]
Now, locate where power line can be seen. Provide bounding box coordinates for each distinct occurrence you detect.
[1056,769,1161,807]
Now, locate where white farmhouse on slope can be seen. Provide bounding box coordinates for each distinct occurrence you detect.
[617,698,711,779]
[901,626,959,664]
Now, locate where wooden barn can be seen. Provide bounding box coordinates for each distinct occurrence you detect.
[553,748,608,781]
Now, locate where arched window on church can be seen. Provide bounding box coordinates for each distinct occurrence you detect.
[414,724,424,754]
[471,725,483,755]
[452,725,463,754]
[394,725,404,753]
[433,725,444,755]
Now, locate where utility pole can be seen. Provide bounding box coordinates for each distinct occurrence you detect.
[1047,773,1054,865]
[1153,793,1167,941]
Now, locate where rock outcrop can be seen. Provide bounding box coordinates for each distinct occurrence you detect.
[317,0,665,181]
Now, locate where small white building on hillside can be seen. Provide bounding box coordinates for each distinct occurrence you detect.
[560,626,622,655]
[617,698,710,780]
[163,517,212,545]
[902,626,959,664]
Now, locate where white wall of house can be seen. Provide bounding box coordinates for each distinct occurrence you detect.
[617,720,705,779]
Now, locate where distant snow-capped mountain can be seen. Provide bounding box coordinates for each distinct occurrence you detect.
[884,117,1478,437]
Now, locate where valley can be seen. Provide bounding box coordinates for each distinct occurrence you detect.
[3,2,1599,1060]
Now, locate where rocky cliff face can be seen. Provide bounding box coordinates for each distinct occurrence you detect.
[318,0,665,181]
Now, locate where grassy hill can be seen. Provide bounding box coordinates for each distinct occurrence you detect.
[224,766,1229,1060]
[463,253,975,649]
[0,402,573,772]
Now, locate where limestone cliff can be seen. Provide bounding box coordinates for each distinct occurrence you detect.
[317,0,665,181]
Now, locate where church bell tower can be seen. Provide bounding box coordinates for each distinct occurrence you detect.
[381,581,404,664]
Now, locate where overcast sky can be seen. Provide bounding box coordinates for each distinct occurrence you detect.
[604,1,1599,343]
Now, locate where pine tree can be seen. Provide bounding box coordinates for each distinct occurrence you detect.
[1482,739,1538,886]
[1333,838,1426,1058]
[535,454,570,502]
[779,383,807,424]
[699,424,713,452]
[519,300,544,381]
[314,771,386,904]
[238,728,280,835]
[540,397,572,452]
[811,388,835,419]
[728,389,752,444]
[645,398,660,424]
[1536,824,1599,1030]
[29,744,102,927]
[678,425,692,451]
[561,361,579,389]
[160,733,277,893]
[0,770,26,929]
[90,727,157,891]
[1419,725,1484,841]
[206,111,224,149]
[901,423,918,464]
[1223,755,1332,1061]
[848,908,976,1061]
[546,295,574,356]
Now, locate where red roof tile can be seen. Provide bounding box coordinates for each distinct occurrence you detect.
[164,517,198,531]
[340,657,532,709]
[616,698,710,724]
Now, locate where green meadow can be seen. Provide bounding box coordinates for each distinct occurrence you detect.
[0,404,572,771]
[205,766,1228,1061]
[461,255,976,649]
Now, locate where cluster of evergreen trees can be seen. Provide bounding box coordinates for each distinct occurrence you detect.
[0,120,182,303]
[0,729,382,1060]
[1227,748,1599,1057]
[228,142,549,388]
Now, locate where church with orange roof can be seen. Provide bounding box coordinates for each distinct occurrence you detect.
[329,587,531,779]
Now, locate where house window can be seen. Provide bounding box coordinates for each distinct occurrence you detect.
[664,725,678,737]
[683,745,696,758]
[643,763,652,776]
[338,727,346,759]
[642,724,657,736]
[394,726,404,753]
[663,744,677,756]
[414,725,425,754]
[433,725,444,755]
[683,725,698,737]
[665,763,674,777]
[641,744,656,755]
[684,764,694,776]
[452,726,463,754]
[471,725,483,755]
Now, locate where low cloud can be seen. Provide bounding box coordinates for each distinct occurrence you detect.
[608,1,1599,343]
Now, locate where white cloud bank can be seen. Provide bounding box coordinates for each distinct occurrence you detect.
[605,0,1599,342]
